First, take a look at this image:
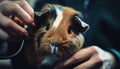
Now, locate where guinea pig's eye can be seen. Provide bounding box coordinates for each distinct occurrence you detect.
[68,26,72,34]
[46,23,50,30]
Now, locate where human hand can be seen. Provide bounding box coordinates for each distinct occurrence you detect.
[55,46,116,69]
[0,0,34,41]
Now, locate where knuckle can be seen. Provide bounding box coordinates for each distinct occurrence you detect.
[11,3,19,11]
[72,54,80,61]
[1,1,9,5]
[18,0,27,6]
[89,46,99,53]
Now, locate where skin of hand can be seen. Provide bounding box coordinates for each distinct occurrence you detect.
[0,0,34,41]
[54,46,116,69]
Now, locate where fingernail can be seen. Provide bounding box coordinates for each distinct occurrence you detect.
[24,31,28,36]
[28,23,35,28]
[21,30,28,37]
[31,23,35,26]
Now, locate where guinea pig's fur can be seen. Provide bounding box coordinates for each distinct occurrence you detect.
[24,4,89,68]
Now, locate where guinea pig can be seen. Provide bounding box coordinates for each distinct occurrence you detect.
[24,4,89,69]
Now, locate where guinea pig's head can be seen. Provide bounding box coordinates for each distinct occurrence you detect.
[33,4,89,68]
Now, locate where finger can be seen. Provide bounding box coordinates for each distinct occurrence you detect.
[0,1,34,26]
[73,56,103,69]
[0,29,9,41]
[14,17,24,25]
[0,13,28,36]
[12,3,34,26]
[15,0,34,18]
[2,26,20,39]
[63,46,96,67]
[15,0,35,26]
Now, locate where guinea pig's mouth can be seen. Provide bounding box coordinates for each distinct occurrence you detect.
[37,42,77,69]
[37,43,61,69]
[37,54,61,69]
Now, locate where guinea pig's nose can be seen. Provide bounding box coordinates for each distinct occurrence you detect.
[50,42,59,54]
[51,43,59,47]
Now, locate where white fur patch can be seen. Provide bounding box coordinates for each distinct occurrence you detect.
[71,33,83,46]
[52,7,63,29]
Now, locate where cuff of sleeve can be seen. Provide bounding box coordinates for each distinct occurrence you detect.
[106,49,120,69]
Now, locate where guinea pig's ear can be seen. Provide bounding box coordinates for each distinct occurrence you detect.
[35,11,50,25]
[34,11,50,31]
[34,11,50,30]
[71,14,89,34]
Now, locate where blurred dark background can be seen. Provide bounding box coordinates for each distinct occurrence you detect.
[0,0,120,69]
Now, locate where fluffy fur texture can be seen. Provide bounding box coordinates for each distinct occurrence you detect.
[24,4,89,66]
